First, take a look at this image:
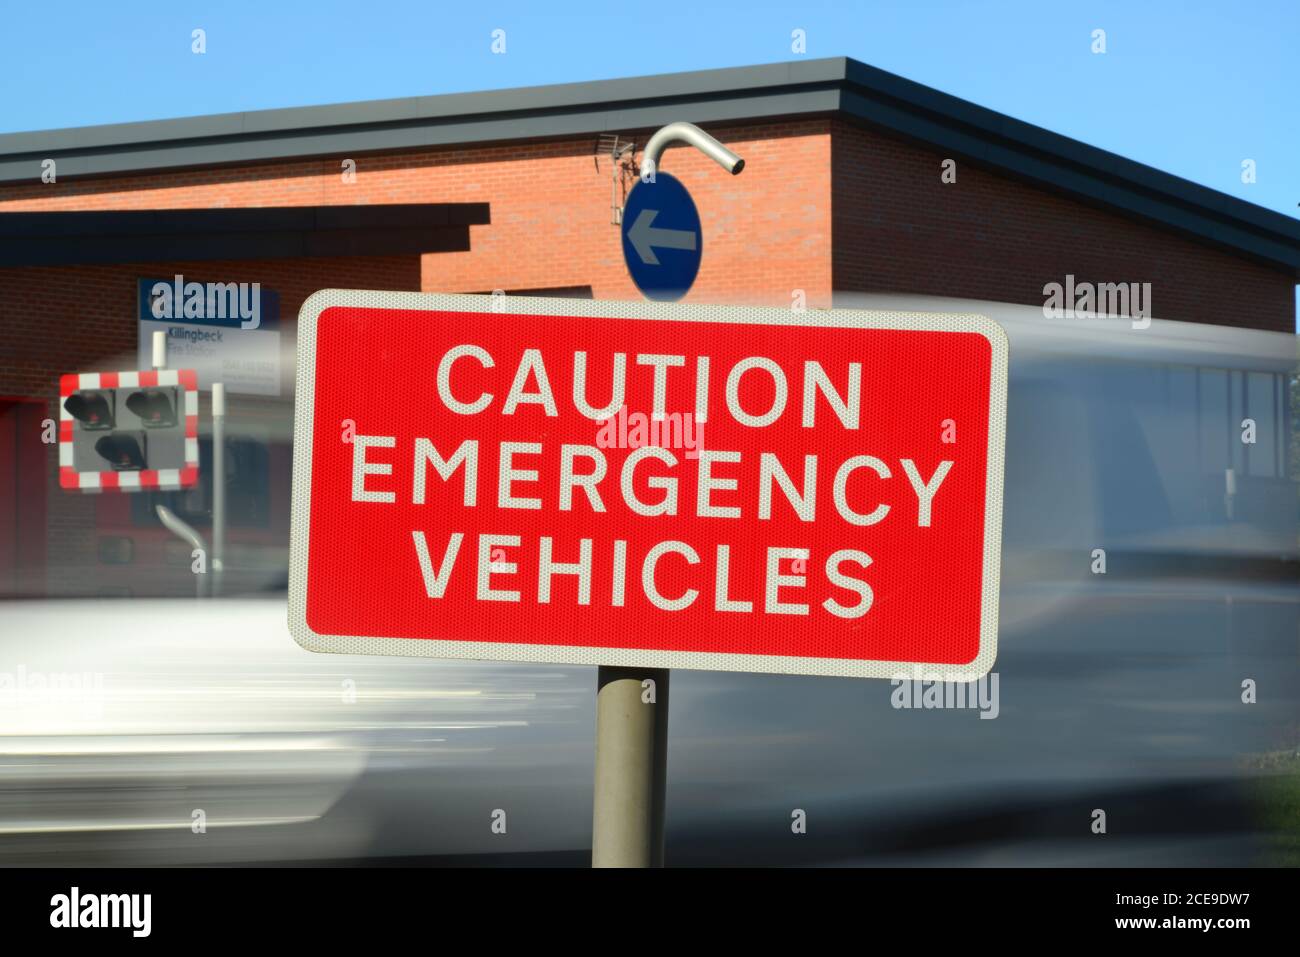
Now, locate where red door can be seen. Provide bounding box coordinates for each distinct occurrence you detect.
[0,398,48,597]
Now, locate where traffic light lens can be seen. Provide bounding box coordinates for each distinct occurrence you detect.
[64,390,115,430]
[93,433,147,471]
[125,388,178,428]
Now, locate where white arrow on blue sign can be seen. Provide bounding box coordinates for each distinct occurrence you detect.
[621,172,701,302]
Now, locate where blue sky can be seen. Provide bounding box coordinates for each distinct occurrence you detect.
[3,0,1296,317]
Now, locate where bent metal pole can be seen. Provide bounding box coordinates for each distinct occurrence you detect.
[641,122,745,176]
[155,504,207,600]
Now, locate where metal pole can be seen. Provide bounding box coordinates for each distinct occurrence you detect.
[212,383,226,597]
[642,122,745,176]
[590,121,736,868]
[155,504,207,600]
[151,330,167,371]
[592,666,670,867]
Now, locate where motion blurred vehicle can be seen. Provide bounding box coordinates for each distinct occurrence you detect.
[1,294,1296,866]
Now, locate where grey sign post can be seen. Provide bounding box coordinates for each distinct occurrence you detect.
[592,123,743,868]
[148,330,229,599]
[212,382,227,597]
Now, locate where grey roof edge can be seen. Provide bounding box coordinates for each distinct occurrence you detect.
[1,57,1296,274]
[836,60,1300,269]
[0,59,839,155]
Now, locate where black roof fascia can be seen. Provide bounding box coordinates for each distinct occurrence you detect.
[0,203,490,267]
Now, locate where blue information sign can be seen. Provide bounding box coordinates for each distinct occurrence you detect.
[620,172,701,302]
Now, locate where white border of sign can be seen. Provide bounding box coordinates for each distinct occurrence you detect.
[288,291,1008,680]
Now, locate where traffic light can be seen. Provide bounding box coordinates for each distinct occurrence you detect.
[63,389,115,430]
[59,369,200,492]
[94,432,147,471]
[125,387,178,428]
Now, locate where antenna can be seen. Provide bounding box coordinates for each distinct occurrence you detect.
[596,134,637,225]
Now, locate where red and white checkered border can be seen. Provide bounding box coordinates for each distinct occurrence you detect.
[59,368,200,493]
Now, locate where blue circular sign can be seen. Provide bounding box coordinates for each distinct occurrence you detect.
[621,172,701,302]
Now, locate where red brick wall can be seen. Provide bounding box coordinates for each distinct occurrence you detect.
[831,119,1295,333]
[0,120,834,311]
[0,256,419,399]
[1,115,1290,348]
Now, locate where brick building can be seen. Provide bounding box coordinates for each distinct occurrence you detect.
[1,57,1297,597]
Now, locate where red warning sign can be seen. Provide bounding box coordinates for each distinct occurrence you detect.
[288,292,1006,679]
